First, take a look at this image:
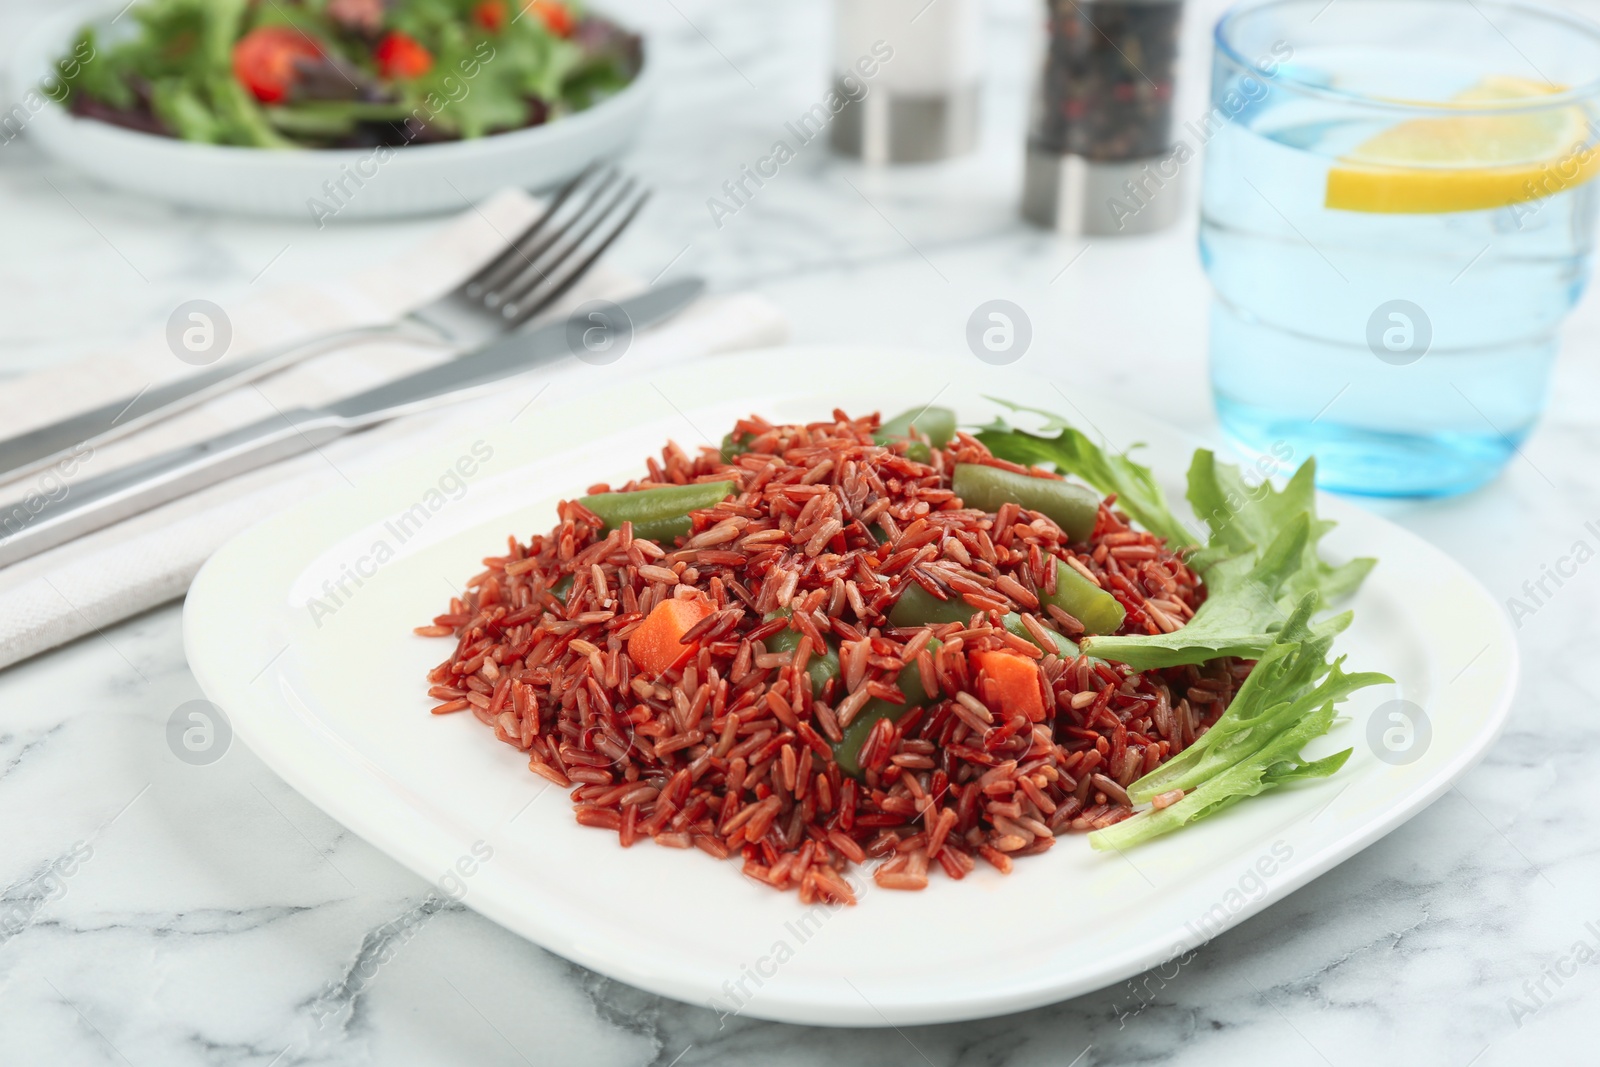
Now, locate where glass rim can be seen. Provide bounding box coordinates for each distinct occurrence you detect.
[1215,0,1600,114]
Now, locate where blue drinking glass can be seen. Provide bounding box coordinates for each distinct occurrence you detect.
[1200,0,1600,496]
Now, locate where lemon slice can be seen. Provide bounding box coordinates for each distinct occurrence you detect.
[1325,75,1599,213]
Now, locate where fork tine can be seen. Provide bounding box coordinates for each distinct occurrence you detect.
[476,168,624,307]
[484,171,634,312]
[459,162,607,300]
[500,186,652,327]
[493,176,639,317]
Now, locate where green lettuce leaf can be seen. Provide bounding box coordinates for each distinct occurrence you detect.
[1082,517,1329,670]
[1080,451,1373,668]
[1089,608,1389,850]
[1089,704,1353,850]
[1186,449,1375,609]
[1120,600,1389,804]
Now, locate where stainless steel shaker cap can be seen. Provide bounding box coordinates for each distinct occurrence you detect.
[1021,148,1186,236]
[831,81,980,165]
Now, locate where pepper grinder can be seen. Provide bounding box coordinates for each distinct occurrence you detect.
[1022,0,1186,234]
[831,0,981,164]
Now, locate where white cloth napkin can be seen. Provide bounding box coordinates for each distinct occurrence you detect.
[0,189,788,670]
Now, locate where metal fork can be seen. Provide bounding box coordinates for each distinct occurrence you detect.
[0,166,650,485]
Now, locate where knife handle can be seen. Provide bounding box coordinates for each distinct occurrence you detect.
[0,410,344,569]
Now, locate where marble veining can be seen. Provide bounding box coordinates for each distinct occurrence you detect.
[3,0,1600,1062]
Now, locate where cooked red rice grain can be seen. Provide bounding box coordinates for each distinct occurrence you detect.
[1151,788,1185,810]
[694,836,731,860]
[874,868,928,891]
[935,846,973,879]
[828,830,867,864]
[978,845,1013,873]
[1091,773,1133,808]
[576,808,622,830]
[812,867,858,905]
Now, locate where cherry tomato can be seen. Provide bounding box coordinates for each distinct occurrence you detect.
[232,27,323,104]
[473,0,508,32]
[528,0,575,38]
[375,31,434,80]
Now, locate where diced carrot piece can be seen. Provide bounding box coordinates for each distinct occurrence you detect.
[971,650,1045,722]
[627,596,713,676]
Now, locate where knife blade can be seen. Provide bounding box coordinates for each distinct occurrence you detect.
[326,277,702,425]
[0,278,705,569]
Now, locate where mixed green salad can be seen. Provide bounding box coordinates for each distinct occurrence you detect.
[977,403,1387,850]
[58,0,641,148]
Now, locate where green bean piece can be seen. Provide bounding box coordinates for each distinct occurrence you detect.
[550,574,573,601]
[887,582,978,628]
[628,516,694,543]
[1001,612,1080,659]
[834,638,942,777]
[952,464,1099,543]
[720,432,750,458]
[1045,560,1125,635]
[766,612,841,694]
[874,405,957,456]
[578,481,735,545]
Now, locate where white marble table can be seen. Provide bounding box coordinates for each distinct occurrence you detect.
[4,0,1600,1063]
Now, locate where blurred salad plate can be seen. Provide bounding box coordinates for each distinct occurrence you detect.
[12,0,653,219]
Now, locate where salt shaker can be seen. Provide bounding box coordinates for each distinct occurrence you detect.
[831,0,981,164]
[1021,0,1185,234]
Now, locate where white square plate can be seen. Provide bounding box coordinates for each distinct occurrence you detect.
[185,347,1517,1026]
